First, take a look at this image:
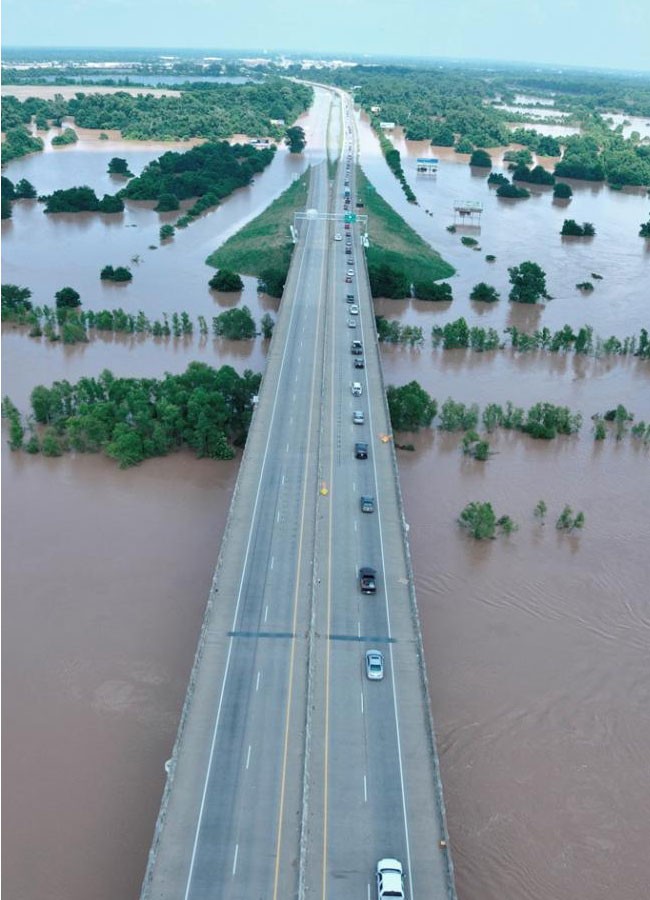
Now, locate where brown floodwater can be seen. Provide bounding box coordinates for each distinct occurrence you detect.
[356,109,650,899]
[2,86,650,900]
[1,86,331,900]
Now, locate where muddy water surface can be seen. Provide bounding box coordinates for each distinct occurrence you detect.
[355,109,650,899]
[1,86,332,900]
[2,84,650,900]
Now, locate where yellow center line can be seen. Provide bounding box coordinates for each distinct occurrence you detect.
[272,169,330,900]
[322,115,343,900]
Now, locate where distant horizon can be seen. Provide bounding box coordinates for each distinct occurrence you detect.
[2,0,649,74]
[2,45,650,78]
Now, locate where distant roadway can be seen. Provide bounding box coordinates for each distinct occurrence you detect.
[142,88,455,900]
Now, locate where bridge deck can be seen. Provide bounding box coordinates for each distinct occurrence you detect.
[141,92,456,900]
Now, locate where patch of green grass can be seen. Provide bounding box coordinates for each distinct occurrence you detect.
[357,166,454,282]
[206,171,310,276]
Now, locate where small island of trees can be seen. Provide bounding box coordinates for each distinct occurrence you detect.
[51,127,78,147]
[553,182,573,199]
[508,261,550,304]
[412,281,453,302]
[561,219,596,237]
[209,269,244,292]
[107,157,134,177]
[496,182,530,199]
[2,175,38,218]
[54,286,81,309]
[285,126,306,153]
[4,363,261,467]
[40,185,124,214]
[121,140,276,227]
[212,306,256,339]
[100,265,133,283]
[470,282,500,303]
[512,164,555,185]
[469,149,492,168]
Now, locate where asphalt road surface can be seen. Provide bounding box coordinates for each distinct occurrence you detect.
[142,91,455,900]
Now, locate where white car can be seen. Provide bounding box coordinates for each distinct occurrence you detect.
[351,382,362,396]
[334,233,342,241]
[349,304,359,315]
[347,318,357,328]
[353,410,364,424]
[347,269,355,277]
[376,859,404,899]
[365,650,384,680]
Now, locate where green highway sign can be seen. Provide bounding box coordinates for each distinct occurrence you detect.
[344,213,357,223]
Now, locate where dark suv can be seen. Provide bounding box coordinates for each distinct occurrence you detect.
[354,442,368,459]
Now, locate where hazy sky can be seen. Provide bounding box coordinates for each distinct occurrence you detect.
[2,0,649,72]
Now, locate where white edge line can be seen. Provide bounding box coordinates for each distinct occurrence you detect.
[182,209,316,900]
[361,265,416,896]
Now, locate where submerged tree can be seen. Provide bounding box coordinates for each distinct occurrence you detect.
[107,157,133,177]
[386,381,437,432]
[470,282,500,303]
[209,269,244,292]
[285,126,306,154]
[508,261,549,304]
[55,286,81,309]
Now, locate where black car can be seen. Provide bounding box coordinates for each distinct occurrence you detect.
[360,496,375,513]
[359,566,377,593]
[354,357,365,368]
[354,442,368,459]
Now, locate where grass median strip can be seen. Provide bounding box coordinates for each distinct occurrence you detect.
[206,171,310,277]
[357,165,455,284]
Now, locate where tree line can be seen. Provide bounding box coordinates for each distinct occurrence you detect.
[2,363,261,468]
[0,80,313,161]
[386,383,649,447]
[1,285,268,344]
[305,64,650,188]
[1,175,37,219]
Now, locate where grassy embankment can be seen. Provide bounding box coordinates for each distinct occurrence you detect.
[206,171,309,277]
[206,164,453,289]
[357,166,455,283]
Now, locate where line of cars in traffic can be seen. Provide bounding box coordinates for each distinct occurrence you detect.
[341,120,404,899]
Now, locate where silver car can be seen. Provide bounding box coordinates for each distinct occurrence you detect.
[349,304,359,315]
[365,650,384,680]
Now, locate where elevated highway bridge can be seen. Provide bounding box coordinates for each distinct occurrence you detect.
[141,91,456,900]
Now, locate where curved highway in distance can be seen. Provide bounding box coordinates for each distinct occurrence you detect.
[141,89,456,900]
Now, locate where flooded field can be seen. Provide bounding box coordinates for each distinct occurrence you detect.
[360,110,650,900]
[2,85,649,900]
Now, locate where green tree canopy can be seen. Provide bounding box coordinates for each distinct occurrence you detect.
[209,269,244,291]
[285,125,306,153]
[508,261,549,304]
[107,157,133,177]
[470,282,500,303]
[553,182,573,199]
[212,306,256,339]
[387,382,437,431]
[368,262,409,299]
[413,281,453,302]
[55,286,81,309]
[469,149,492,168]
[14,178,37,199]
